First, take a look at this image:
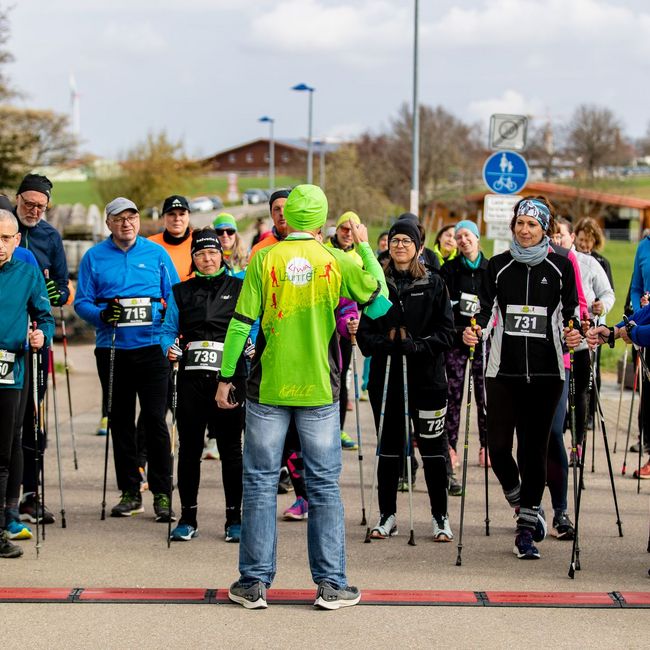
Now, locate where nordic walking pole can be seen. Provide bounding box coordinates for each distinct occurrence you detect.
[167,350,179,548]
[590,355,624,538]
[400,327,416,547]
[350,331,367,526]
[622,355,640,475]
[38,346,47,541]
[613,345,629,454]
[456,318,476,566]
[568,320,582,578]
[590,353,596,473]
[364,328,395,543]
[101,317,118,520]
[59,307,79,470]
[31,324,42,557]
[48,348,67,528]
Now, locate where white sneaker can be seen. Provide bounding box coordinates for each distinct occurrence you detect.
[202,438,220,460]
[432,514,453,542]
[370,513,398,539]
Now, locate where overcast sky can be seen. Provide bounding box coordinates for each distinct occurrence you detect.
[6,0,650,159]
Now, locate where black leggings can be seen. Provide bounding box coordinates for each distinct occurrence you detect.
[572,349,591,447]
[370,384,448,518]
[0,389,21,529]
[176,372,244,526]
[486,377,563,514]
[21,347,47,495]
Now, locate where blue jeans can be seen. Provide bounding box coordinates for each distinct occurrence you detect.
[239,400,347,589]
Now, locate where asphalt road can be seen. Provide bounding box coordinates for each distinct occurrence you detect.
[1,343,648,648]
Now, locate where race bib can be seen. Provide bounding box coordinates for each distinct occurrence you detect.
[459,292,479,317]
[504,304,547,338]
[418,406,447,439]
[0,349,16,385]
[117,298,153,327]
[185,341,223,372]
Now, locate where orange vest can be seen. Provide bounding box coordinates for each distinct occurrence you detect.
[148,231,193,281]
[249,232,280,260]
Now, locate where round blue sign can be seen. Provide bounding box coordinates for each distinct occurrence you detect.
[482,150,529,194]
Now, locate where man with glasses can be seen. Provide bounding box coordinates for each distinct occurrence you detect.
[0,209,54,558]
[75,198,180,520]
[13,174,69,525]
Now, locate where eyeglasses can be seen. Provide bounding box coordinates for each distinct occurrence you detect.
[389,237,415,248]
[0,233,17,245]
[110,214,139,225]
[19,196,48,212]
[217,229,236,236]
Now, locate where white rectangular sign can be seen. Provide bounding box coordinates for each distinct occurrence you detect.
[483,193,521,223]
[489,114,528,151]
[486,221,511,239]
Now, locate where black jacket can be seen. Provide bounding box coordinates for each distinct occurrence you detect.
[440,253,489,347]
[357,266,454,402]
[173,273,247,377]
[476,250,579,380]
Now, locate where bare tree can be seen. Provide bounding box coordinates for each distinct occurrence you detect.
[567,104,629,178]
[0,4,16,102]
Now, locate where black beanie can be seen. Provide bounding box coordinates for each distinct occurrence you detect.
[398,212,419,224]
[269,189,290,211]
[191,228,222,255]
[388,220,421,251]
[17,174,53,200]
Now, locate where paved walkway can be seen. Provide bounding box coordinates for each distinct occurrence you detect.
[1,343,648,648]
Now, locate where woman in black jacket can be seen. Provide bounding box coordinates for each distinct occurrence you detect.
[160,228,247,543]
[463,196,581,560]
[358,219,455,542]
[440,221,490,474]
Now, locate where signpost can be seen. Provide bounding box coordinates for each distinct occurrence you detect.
[483,150,529,195]
[489,113,528,151]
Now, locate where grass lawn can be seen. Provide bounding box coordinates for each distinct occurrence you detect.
[51,175,300,207]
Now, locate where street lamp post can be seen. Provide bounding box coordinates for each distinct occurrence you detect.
[258,115,275,190]
[410,0,420,215]
[291,83,315,184]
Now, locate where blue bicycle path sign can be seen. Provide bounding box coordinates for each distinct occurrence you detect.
[482,150,529,194]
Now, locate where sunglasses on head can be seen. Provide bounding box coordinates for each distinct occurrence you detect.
[217,229,236,236]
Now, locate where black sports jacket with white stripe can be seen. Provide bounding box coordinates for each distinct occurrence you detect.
[475,250,579,380]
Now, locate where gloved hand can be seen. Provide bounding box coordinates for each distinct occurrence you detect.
[244,337,255,360]
[100,301,124,325]
[168,342,183,361]
[46,279,63,307]
[400,333,424,355]
[378,334,398,354]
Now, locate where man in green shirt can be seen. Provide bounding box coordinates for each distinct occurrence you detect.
[216,184,390,610]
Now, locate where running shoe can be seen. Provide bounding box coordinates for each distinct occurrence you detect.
[633,459,650,479]
[283,496,309,520]
[19,493,55,524]
[96,416,108,436]
[228,581,268,609]
[568,444,583,468]
[629,441,650,454]
[552,512,575,540]
[370,513,397,539]
[169,522,198,541]
[139,466,148,492]
[532,506,547,543]
[277,467,293,494]
[0,531,23,559]
[432,514,454,542]
[397,476,416,492]
[225,522,241,543]
[340,431,358,450]
[478,447,491,468]
[4,519,32,540]
[202,438,220,460]
[513,528,540,559]
[153,494,175,522]
[314,581,361,610]
[448,475,463,497]
[110,491,144,517]
[359,390,369,402]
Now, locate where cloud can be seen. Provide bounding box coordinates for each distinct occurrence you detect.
[248,0,409,57]
[467,90,543,124]
[101,21,166,54]
[323,122,365,141]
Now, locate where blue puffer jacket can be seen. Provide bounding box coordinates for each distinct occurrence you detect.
[74,236,180,349]
[0,257,55,389]
[17,215,70,304]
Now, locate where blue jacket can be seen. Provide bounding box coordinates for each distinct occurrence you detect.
[0,257,55,389]
[617,306,650,347]
[13,246,39,269]
[74,236,180,349]
[630,236,650,311]
[17,215,70,304]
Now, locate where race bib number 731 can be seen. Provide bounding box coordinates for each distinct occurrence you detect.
[504,304,547,338]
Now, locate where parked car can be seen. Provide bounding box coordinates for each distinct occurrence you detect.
[189,196,214,212]
[243,188,268,205]
[209,196,224,210]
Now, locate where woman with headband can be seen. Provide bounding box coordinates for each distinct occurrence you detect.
[463,196,581,560]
